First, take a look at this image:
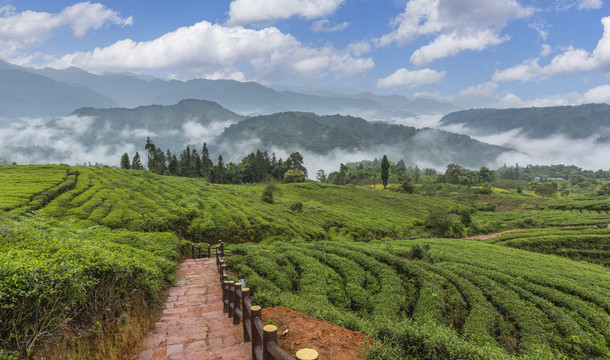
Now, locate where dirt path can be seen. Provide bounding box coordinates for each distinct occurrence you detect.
[132,258,250,360]
[465,229,527,240]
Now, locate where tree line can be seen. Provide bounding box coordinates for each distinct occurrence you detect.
[120,137,307,184]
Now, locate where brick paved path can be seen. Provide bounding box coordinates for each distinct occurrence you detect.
[133,258,250,360]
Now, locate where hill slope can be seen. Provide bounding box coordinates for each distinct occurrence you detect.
[218,112,512,167]
[440,104,610,140]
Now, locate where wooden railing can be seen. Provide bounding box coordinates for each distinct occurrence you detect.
[194,242,319,360]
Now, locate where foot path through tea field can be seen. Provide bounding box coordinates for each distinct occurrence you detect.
[133,258,250,360]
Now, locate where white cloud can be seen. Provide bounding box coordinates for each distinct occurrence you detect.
[459,81,499,97]
[410,29,508,65]
[377,68,446,89]
[540,44,552,57]
[45,20,373,82]
[583,84,610,103]
[228,0,345,25]
[555,0,604,10]
[529,22,550,41]
[578,0,604,9]
[0,2,132,58]
[492,58,544,82]
[378,0,533,63]
[494,16,610,82]
[311,19,350,33]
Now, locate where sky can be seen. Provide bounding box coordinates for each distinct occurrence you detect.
[1,0,610,108]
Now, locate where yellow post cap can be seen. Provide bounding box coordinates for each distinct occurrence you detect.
[263,324,277,332]
[251,305,261,311]
[296,348,319,360]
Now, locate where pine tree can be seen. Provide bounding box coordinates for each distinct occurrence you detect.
[131,152,144,170]
[215,155,225,184]
[120,153,131,169]
[201,143,213,180]
[381,155,390,189]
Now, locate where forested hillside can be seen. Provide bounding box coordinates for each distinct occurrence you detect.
[218,112,512,167]
[440,103,610,139]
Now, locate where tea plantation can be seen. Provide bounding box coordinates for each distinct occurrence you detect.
[1,164,609,359]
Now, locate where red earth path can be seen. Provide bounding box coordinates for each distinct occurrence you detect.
[132,258,250,360]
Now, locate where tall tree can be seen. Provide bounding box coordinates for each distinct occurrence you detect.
[215,155,225,184]
[144,137,157,171]
[131,152,144,170]
[120,153,131,169]
[445,163,464,184]
[168,154,179,176]
[316,169,327,183]
[201,143,213,180]
[381,155,390,189]
[286,152,307,178]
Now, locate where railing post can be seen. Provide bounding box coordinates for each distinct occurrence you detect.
[251,306,262,360]
[263,325,277,360]
[207,244,211,258]
[222,280,231,313]
[296,349,319,360]
[227,281,235,318]
[191,244,195,259]
[241,288,251,342]
[233,282,242,325]
[220,263,227,283]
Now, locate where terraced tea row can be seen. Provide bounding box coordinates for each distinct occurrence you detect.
[2,165,457,241]
[226,240,610,359]
[0,165,71,214]
[482,228,610,267]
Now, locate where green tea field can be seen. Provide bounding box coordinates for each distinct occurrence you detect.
[1,164,609,359]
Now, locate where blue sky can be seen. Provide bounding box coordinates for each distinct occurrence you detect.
[1,0,610,108]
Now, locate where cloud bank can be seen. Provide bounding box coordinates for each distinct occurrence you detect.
[45,20,373,82]
[227,0,345,25]
[494,16,610,82]
[377,68,446,89]
[379,0,534,64]
[0,2,132,58]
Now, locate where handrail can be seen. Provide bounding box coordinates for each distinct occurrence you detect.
[195,241,319,360]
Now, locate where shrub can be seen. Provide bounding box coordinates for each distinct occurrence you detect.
[289,201,303,212]
[283,169,306,183]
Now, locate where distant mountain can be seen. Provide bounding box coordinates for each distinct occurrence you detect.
[35,67,425,118]
[440,104,610,139]
[47,99,244,151]
[12,62,452,119]
[0,60,118,122]
[217,112,512,167]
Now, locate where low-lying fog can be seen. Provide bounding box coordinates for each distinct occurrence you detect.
[2,113,609,176]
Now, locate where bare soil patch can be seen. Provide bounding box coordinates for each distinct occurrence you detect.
[262,306,370,360]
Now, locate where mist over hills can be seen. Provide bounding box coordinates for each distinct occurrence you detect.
[0,99,511,171]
